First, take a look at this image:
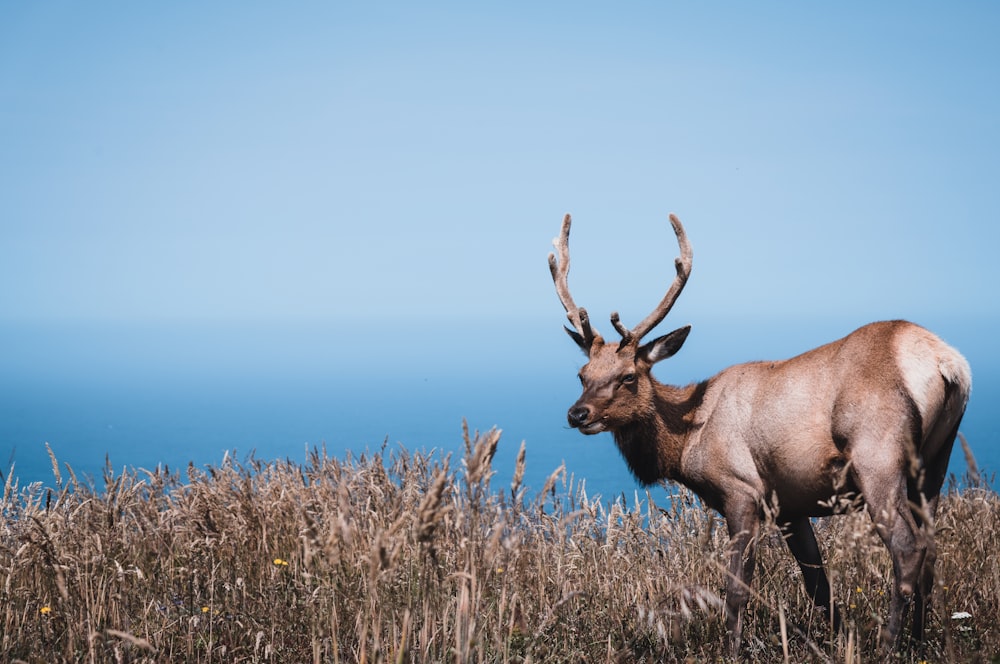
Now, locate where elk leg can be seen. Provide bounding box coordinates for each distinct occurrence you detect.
[911,492,938,642]
[911,421,958,642]
[886,502,924,648]
[723,498,760,655]
[854,466,923,649]
[780,517,841,634]
[909,470,945,641]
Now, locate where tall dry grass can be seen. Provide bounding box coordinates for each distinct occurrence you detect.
[1,428,997,663]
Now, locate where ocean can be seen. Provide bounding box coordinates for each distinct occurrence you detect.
[2,317,996,499]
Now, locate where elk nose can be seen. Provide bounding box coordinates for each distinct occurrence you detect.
[567,405,591,428]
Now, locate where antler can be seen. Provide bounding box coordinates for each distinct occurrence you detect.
[611,213,693,346]
[548,213,599,346]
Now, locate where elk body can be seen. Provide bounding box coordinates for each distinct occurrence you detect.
[548,212,971,653]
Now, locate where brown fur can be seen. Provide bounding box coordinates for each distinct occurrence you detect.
[551,213,972,654]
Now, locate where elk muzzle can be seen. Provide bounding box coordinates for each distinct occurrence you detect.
[567,402,605,434]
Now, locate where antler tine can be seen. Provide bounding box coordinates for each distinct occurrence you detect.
[548,213,598,342]
[610,311,633,345]
[623,213,693,343]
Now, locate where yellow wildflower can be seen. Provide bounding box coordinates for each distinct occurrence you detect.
[201,606,210,613]
[40,606,52,615]
[273,558,289,567]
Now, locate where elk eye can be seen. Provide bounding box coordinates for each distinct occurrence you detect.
[621,373,636,385]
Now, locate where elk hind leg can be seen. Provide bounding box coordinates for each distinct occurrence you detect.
[781,517,841,634]
[911,489,938,643]
[852,453,925,649]
[851,426,933,649]
[910,419,958,642]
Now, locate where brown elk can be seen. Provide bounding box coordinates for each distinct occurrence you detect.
[548,212,971,653]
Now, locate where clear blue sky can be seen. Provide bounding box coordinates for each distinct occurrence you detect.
[2,2,998,330]
[4,2,1000,488]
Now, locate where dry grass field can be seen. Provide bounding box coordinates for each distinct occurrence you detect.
[2,426,998,663]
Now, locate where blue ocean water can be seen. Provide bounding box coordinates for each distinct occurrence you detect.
[2,318,996,499]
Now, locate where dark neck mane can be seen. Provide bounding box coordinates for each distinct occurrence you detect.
[612,381,707,486]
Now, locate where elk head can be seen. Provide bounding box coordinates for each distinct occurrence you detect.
[548,213,693,435]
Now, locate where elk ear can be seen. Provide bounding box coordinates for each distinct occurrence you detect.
[564,326,591,354]
[639,325,691,364]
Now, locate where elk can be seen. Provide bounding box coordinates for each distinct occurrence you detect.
[548,212,971,653]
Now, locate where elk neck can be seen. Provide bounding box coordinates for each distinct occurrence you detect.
[611,379,708,486]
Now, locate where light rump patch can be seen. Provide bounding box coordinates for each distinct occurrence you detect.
[894,324,972,440]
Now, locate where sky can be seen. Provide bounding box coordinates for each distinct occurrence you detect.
[2,2,998,336]
[2,3,1000,490]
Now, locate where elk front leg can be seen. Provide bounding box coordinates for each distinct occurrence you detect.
[723,499,760,655]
